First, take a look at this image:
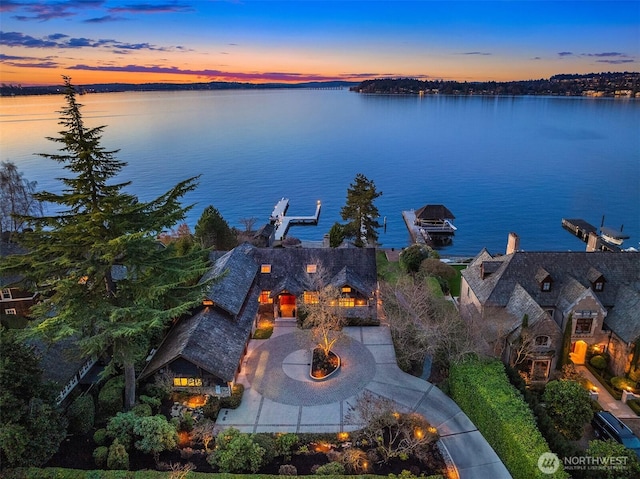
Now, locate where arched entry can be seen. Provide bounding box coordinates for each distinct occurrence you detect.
[570,340,588,364]
[277,292,296,318]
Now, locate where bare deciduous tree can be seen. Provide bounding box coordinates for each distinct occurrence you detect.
[345,391,437,464]
[0,161,43,238]
[381,276,475,371]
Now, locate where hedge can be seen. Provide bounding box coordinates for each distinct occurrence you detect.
[2,469,442,479]
[450,359,568,479]
[584,362,623,400]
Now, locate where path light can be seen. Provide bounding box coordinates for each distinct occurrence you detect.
[414,428,424,439]
[337,432,349,442]
[428,426,437,434]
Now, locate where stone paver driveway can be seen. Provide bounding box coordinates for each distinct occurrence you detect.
[216,322,512,479]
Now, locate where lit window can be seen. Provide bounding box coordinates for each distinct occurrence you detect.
[339,297,355,307]
[304,291,319,304]
[355,298,368,306]
[306,264,317,273]
[342,286,352,293]
[259,291,273,304]
[4,308,17,315]
[173,377,202,387]
[1,289,11,300]
[261,264,271,273]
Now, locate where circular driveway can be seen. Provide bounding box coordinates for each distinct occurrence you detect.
[244,331,376,406]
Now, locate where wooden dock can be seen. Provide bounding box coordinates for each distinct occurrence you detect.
[402,210,427,245]
[270,198,321,241]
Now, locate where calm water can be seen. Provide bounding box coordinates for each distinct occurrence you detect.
[1,89,639,256]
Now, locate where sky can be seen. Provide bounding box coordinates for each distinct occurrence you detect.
[0,1,638,86]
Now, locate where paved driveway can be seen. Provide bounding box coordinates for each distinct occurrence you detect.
[216,322,511,479]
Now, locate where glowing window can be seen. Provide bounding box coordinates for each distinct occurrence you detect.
[339,297,355,307]
[1,289,11,300]
[304,291,319,304]
[173,377,202,387]
[342,286,352,293]
[261,264,271,273]
[306,264,317,273]
[259,291,273,304]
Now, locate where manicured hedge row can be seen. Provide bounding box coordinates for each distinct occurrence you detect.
[2,469,444,479]
[450,359,568,479]
[584,362,622,400]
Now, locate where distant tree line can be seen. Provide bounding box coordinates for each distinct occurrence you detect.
[351,72,639,97]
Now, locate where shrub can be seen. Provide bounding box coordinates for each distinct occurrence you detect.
[275,433,299,461]
[542,380,593,440]
[314,461,345,475]
[450,358,568,479]
[179,411,194,432]
[93,428,108,446]
[202,396,221,420]
[67,394,95,435]
[279,464,298,476]
[253,433,277,464]
[611,376,636,391]
[220,384,244,409]
[399,244,431,273]
[107,439,129,470]
[98,376,125,418]
[590,355,607,370]
[139,395,162,411]
[106,411,138,449]
[207,427,265,473]
[133,415,178,460]
[627,399,640,416]
[131,403,153,417]
[92,446,108,468]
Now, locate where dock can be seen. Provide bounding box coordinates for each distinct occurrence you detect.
[270,198,321,241]
[562,218,598,242]
[561,218,625,252]
[402,210,427,245]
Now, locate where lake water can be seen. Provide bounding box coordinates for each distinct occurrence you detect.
[1,89,638,256]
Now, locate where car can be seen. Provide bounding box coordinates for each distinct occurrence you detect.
[591,411,640,458]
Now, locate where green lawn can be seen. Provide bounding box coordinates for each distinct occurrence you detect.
[376,250,402,283]
[448,264,467,297]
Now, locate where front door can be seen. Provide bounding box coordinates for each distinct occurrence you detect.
[278,293,296,318]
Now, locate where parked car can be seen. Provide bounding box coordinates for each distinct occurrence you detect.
[591,411,640,458]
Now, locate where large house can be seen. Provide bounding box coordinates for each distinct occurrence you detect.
[0,241,38,319]
[140,243,378,394]
[460,233,640,381]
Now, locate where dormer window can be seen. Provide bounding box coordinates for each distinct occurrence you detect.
[342,286,352,293]
[306,264,317,274]
[535,267,553,292]
[587,267,605,292]
[535,335,550,347]
[2,289,12,300]
[261,264,271,273]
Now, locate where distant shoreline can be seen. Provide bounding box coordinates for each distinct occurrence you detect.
[2,72,638,98]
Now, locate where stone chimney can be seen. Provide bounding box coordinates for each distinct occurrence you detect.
[506,232,520,255]
[586,232,599,252]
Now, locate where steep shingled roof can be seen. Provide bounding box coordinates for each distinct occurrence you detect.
[200,243,258,316]
[140,286,259,382]
[462,251,640,309]
[605,285,640,343]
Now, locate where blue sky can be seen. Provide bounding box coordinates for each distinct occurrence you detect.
[1,1,638,85]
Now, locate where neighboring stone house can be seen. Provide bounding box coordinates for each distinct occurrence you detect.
[140,243,379,394]
[460,233,640,381]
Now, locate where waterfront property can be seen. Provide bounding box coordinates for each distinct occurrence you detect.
[140,243,378,394]
[459,232,640,382]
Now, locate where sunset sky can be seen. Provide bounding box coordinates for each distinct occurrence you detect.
[1,0,638,86]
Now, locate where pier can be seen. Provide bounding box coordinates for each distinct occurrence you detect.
[403,204,457,247]
[270,198,322,241]
[561,217,627,252]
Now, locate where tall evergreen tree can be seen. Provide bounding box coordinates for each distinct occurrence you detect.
[340,173,382,247]
[194,205,237,250]
[1,78,209,410]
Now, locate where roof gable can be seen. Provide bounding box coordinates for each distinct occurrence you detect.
[605,285,640,343]
[415,204,455,220]
[201,243,258,316]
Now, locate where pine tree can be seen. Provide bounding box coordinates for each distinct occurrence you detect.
[1,77,209,410]
[194,205,237,250]
[339,173,382,247]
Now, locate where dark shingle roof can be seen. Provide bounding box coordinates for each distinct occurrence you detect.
[329,266,370,297]
[251,247,377,301]
[462,251,640,309]
[140,285,259,382]
[604,285,640,343]
[31,337,87,388]
[415,204,455,220]
[201,243,258,316]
